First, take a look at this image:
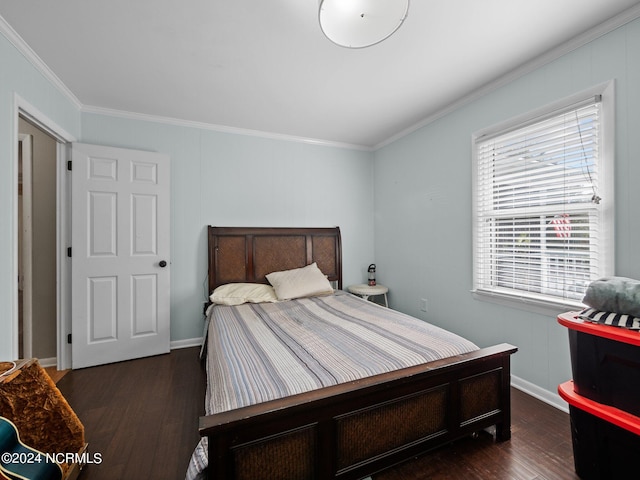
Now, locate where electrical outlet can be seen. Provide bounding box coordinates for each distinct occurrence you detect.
[420,298,428,312]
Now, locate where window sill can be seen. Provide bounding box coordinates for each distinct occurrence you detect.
[471,289,585,317]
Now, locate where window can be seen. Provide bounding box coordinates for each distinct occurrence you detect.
[473,86,614,310]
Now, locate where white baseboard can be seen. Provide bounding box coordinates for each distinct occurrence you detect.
[38,339,203,369]
[511,374,569,413]
[170,337,203,350]
[37,357,57,368]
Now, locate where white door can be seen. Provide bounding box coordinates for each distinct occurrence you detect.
[71,143,170,369]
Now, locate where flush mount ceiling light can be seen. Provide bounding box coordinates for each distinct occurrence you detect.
[319,0,410,48]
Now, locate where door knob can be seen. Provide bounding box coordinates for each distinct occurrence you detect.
[159,260,167,268]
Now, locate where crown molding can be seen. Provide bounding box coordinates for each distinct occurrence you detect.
[0,13,370,151]
[0,14,82,110]
[374,2,640,150]
[80,105,374,151]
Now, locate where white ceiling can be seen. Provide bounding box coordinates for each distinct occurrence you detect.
[1,0,640,149]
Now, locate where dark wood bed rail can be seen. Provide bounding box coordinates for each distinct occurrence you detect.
[200,343,517,480]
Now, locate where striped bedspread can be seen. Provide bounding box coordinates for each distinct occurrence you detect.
[186,291,478,480]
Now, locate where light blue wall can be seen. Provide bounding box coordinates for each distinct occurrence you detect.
[373,19,640,398]
[0,33,80,358]
[80,114,375,342]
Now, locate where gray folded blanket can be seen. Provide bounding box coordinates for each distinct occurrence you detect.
[583,276,640,317]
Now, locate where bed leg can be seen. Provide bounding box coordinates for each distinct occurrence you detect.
[495,422,511,441]
[496,356,513,442]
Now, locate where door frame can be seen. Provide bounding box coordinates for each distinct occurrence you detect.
[13,94,76,369]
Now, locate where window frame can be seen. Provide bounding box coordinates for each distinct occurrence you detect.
[471,82,615,315]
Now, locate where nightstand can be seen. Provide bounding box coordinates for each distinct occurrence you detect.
[348,284,389,307]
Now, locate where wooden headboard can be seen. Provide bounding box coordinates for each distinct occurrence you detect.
[207,226,342,294]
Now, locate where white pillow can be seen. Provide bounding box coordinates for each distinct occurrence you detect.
[266,262,334,301]
[209,283,279,306]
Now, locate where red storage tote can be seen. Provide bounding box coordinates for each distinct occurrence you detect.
[558,312,640,417]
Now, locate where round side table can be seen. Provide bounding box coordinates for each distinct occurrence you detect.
[348,284,389,307]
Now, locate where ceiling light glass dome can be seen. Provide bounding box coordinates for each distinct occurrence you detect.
[319,0,410,48]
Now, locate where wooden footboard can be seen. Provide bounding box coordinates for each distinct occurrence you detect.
[200,343,517,480]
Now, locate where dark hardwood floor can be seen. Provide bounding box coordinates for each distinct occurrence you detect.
[57,347,579,480]
[57,347,206,480]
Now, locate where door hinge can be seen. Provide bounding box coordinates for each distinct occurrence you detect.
[67,334,72,344]
[67,160,72,171]
[67,247,72,258]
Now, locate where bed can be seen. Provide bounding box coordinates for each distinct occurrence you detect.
[188,226,517,480]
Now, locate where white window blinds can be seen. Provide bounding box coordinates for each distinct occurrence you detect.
[474,98,605,304]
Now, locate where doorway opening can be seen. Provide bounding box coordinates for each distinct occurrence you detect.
[18,117,58,363]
